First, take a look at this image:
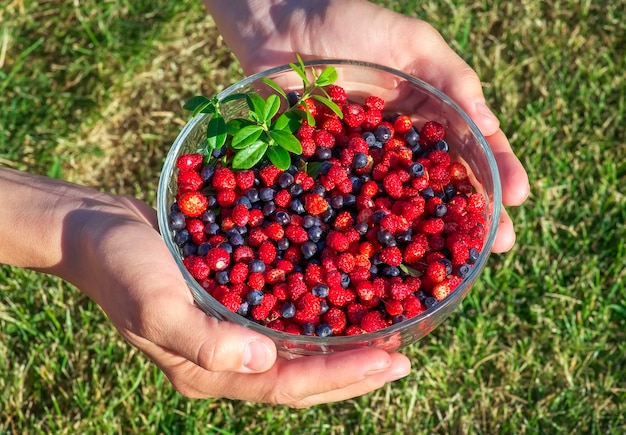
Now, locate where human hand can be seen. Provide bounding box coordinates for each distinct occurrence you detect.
[204,0,530,253]
[57,184,410,407]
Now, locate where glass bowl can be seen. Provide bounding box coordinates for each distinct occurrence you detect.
[157,60,502,358]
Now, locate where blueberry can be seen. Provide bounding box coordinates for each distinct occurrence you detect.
[308,225,323,242]
[433,139,449,152]
[287,91,301,107]
[279,172,294,188]
[355,221,369,236]
[220,243,233,254]
[262,202,276,216]
[370,141,383,150]
[415,290,428,302]
[340,273,351,289]
[397,229,413,244]
[204,222,220,236]
[444,185,457,201]
[316,323,333,337]
[275,210,291,226]
[200,165,215,182]
[383,266,400,277]
[312,284,330,298]
[170,202,180,213]
[216,270,230,285]
[182,242,198,257]
[237,301,250,316]
[318,300,330,315]
[343,194,356,208]
[235,225,247,235]
[174,229,191,246]
[302,215,316,229]
[282,301,296,318]
[206,195,217,208]
[301,241,317,259]
[440,258,453,275]
[369,264,379,276]
[362,131,376,146]
[372,210,389,225]
[289,198,305,214]
[321,208,335,223]
[234,196,252,208]
[168,211,186,231]
[393,314,408,324]
[374,125,392,143]
[229,232,245,246]
[316,147,332,160]
[377,229,394,246]
[424,297,438,308]
[350,176,363,192]
[468,248,480,265]
[302,322,316,335]
[250,260,266,273]
[246,290,264,306]
[200,211,216,224]
[456,264,472,279]
[259,187,276,202]
[330,195,344,209]
[316,240,326,253]
[352,152,368,169]
[288,183,304,197]
[422,187,435,200]
[277,238,290,251]
[245,188,260,203]
[311,184,326,196]
[197,242,211,256]
[431,204,446,218]
[409,162,425,178]
[212,147,226,159]
[404,127,420,147]
[319,161,332,175]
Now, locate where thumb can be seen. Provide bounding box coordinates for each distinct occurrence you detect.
[129,294,278,374]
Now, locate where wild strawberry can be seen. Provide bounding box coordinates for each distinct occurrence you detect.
[389,282,411,301]
[383,172,404,199]
[258,241,277,264]
[264,222,285,241]
[304,193,329,215]
[420,120,446,144]
[393,115,413,134]
[428,150,451,166]
[323,307,347,335]
[265,268,286,284]
[379,246,402,267]
[356,281,376,301]
[185,218,204,234]
[205,247,230,271]
[248,209,264,227]
[364,95,385,111]
[296,292,322,317]
[337,252,356,273]
[385,299,404,316]
[259,164,282,186]
[218,292,242,313]
[321,117,344,136]
[333,211,354,231]
[432,279,454,301]
[247,271,265,290]
[428,164,451,188]
[360,311,387,332]
[294,172,314,190]
[183,255,210,280]
[361,109,383,131]
[326,84,348,105]
[177,170,204,192]
[419,218,445,235]
[466,193,486,214]
[301,137,316,156]
[296,123,316,140]
[326,231,350,252]
[231,204,250,226]
[235,169,255,190]
[403,295,426,318]
[247,227,269,246]
[229,262,249,284]
[178,191,208,217]
[426,260,448,283]
[176,153,203,171]
[342,103,366,128]
[212,166,236,190]
[404,237,428,264]
[327,286,356,307]
[285,225,308,244]
[349,266,370,283]
[313,129,336,148]
[216,189,236,207]
[274,189,291,208]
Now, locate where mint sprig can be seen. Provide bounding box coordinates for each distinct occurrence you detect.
[183,56,343,171]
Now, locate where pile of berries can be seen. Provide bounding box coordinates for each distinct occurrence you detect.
[168,85,487,337]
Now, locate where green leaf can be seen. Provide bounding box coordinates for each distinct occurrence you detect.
[261,78,287,99]
[289,62,309,86]
[273,111,303,132]
[226,118,254,135]
[399,264,423,277]
[231,124,264,149]
[269,130,302,154]
[232,141,268,169]
[263,94,281,123]
[246,93,265,116]
[306,161,323,179]
[183,95,211,112]
[311,94,343,118]
[267,146,291,170]
[221,93,248,104]
[206,113,227,151]
[315,66,338,87]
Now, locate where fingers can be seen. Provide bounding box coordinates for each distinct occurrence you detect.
[486,129,530,207]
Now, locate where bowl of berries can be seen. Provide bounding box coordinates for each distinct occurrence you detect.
[157,58,502,358]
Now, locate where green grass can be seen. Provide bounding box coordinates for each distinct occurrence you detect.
[1,0,625,433]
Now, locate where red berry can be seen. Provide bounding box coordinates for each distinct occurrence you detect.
[178,191,208,217]
[420,121,446,144]
[176,153,203,171]
[212,166,236,190]
[393,115,413,134]
[177,170,204,192]
[326,231,350,252]
[206,248,230,271]
[183,255,210,280]
[304,194,329,215]
[235,170,255,190]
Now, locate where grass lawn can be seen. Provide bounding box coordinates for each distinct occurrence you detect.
[1,0,625,433]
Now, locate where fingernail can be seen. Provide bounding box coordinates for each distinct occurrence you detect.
[475,101,499,124]
[364,359,392,377]
[243,339,272,372]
